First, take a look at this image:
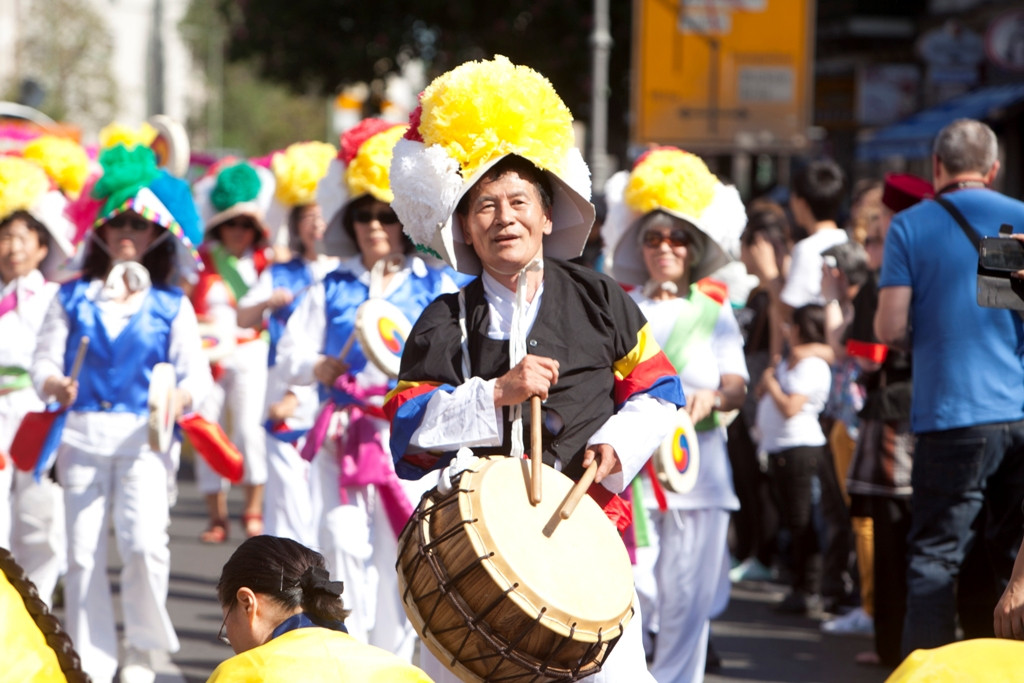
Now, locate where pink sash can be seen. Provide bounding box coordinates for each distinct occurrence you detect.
[302,374,413,539]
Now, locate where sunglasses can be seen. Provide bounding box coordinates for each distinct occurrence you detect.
[107,215,154,232]
[353,209,400,226]
[641,229,691,249]
[217,603,233,646]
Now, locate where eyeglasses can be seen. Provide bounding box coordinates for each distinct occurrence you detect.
[217,604,233,646]
[106,215,154,232]
[353,209,399,225]
[641,229,691,249]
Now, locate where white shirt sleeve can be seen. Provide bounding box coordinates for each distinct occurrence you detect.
[170,297,214,410]
[404,377,504,451]
[786,357,832,412]
[237,268,274,309]
[31,293,71,399]
[586,393,679,493]
[780,240,822,308]
[279,282,327,386]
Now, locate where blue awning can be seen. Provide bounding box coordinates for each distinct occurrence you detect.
[857,84,1024,162]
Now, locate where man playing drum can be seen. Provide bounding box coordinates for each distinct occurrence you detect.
[384,56,685,682]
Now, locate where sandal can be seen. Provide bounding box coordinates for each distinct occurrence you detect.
[241,513,264,538]
[199,520,228,544]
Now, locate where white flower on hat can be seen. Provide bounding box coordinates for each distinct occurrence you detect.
[389,138,462,250]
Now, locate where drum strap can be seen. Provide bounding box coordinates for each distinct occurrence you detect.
[507,259,543,459]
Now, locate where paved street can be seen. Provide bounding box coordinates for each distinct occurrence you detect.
[61,458,894,683]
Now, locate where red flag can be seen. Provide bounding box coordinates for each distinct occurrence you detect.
[177,412,244,483]
[10,406,67,473]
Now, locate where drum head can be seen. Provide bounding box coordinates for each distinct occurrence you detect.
[655,407,701,494]
[147,362,177,453]
[148,115,190,178]
[461,457,634,641]
[354,298,412,379]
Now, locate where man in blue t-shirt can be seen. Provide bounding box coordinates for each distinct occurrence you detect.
[876,118,1024,657]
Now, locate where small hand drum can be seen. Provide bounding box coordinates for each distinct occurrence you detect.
[147,362,177,453]
[397,456,635,682]
[653,407,701,494]
[197,321,237,364]
[149,115,190,178]
[354,298,412,379]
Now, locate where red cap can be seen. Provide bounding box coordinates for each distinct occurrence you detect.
[882,173,933,213]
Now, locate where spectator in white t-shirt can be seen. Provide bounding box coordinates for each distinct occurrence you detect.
[756,303,833,615]
[780,159,849,311]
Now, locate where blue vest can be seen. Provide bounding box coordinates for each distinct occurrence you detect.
[322,264,448,377]
[267,258,314,367]
[59,279,181,415]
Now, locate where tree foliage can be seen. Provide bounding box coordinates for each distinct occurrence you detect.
[213,0,634,158]
[180,1,328,157]
[14,0,117,129]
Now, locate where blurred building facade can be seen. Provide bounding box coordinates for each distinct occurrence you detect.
[818,0,1024,195]
[0,0,197,142]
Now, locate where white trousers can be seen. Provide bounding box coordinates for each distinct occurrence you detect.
[262,433,315,547]
[314,448,416,662]
[10,470,66,607]
[195,341,269,493]
[635,507,732,683]
[57,445,178,683]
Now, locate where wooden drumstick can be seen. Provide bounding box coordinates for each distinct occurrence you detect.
[69,337,89,382]
[337,328,356,361]
[530,395,542,505]
[559,460,598,520]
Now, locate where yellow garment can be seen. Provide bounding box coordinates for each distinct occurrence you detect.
[886,639,1024,683]
[206,627,434,683]
[828,419,856,505]
[0,569,66,683]
[852,515,875,617]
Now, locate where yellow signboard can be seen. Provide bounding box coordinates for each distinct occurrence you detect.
[631,0,814,153]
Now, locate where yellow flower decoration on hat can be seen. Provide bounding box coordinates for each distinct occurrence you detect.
[346,125,407,203]
[0,157,50,222]
[272,141,337,206]
[625,148,718,219]
[99,122,157,150]
[22,136,90,198]
[418,55,574,179]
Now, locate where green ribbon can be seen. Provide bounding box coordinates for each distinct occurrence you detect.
[211,244,251,302]
[661,285,723,432]
[631,476,651,547]
[0,366,31,393]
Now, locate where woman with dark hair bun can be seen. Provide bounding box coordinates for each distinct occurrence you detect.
[208,535,433,682]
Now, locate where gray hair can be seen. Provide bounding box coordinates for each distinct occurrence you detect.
[932,119,998,176]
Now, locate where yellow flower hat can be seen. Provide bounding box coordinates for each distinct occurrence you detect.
[389,55,594,275]
[22,135,91,199]
[602,147,746,287]
[0,156,76,280]
[315,119,407,258]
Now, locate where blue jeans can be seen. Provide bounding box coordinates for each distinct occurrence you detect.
[902,419,1024,656]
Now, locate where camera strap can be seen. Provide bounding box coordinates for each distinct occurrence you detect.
[935,196,981,251]
[936,196,1024,316]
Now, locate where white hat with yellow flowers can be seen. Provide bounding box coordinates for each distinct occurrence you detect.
[388,55,594,276]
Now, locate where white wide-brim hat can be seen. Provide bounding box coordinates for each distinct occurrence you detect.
[193,164,275,241]
[602,151,745,288]
[608,187,739,287]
